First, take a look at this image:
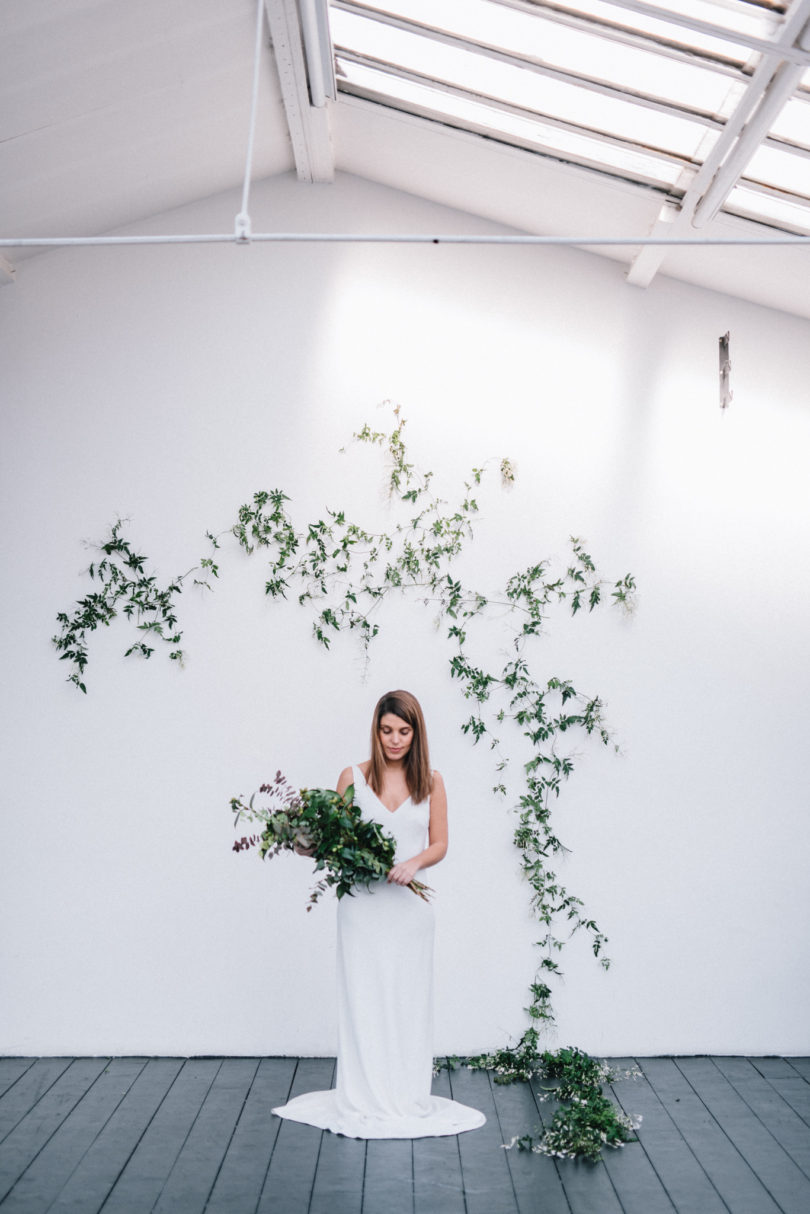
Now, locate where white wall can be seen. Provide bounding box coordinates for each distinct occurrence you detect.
[2,172,809,1057]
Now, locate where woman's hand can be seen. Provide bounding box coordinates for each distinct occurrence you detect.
[387,858,421,886]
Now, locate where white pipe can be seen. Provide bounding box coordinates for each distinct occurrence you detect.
[235,0,267,241]
[1,232,810,248]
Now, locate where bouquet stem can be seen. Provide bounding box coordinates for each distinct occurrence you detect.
[407,879,433,902]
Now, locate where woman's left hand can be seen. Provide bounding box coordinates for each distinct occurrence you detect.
[387,858,421,886]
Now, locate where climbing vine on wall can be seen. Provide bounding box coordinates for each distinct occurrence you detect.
[53,404,637,1153]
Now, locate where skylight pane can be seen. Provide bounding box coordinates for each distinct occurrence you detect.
[343,0,744,113]
[605,0,780,40]
[743,145,810,197]
[724,183,810,232]
[768,95,810,148]
[338,56,688,186]
[540,0,765,61]
[333,1,810,238]
[332,8,717,159]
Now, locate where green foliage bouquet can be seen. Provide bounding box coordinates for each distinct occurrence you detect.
[231,771,432,910]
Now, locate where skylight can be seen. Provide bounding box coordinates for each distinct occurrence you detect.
[330,0,810,234]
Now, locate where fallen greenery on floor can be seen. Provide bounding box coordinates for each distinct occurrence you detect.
[443,1044,642,1163]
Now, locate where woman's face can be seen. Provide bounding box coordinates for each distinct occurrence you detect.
[378,712,414,763]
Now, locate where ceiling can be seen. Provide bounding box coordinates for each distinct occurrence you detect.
[2,0,810,318]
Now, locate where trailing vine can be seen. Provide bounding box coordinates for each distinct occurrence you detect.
[53,403,638,1156]
[52,520,188,691]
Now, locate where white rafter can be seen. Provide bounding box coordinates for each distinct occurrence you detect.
[626,0,810,287]
[265,0,335,183]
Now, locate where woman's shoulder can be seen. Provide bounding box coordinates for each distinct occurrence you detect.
[337,762,369,793]
[430,769,445,794]
[336,765,354,794]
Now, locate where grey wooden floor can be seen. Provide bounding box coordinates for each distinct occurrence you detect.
[1,1056,809,1214]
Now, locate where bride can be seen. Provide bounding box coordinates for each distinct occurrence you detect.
[273,689,486,1139]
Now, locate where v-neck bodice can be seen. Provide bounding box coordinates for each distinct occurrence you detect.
[352,765,429,863]
[371,787,411,816]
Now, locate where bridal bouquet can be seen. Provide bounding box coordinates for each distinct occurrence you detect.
[231,771,432,910]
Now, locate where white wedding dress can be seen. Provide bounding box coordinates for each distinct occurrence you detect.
[272,765,486,1139]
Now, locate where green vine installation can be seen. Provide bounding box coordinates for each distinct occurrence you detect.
[53,404,638,1158]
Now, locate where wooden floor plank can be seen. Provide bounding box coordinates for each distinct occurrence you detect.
[486,1070,569,1214]
[205,1057,296,1214]
[447,1065,517,1214]
[786,1059,810,1081]
[715,1057,777,1082]
[643,1057,782,1214]
[676,1057,810,1214]
[609,1059,726,1214]
[0,1066,34,1105]
[100,1058,222,1214]
[46,1058,184,1214]
[0,1058,145,1214]
[766,1077,810,1127]
[0,1059,108,1203]
[712,1057,810,1179]
[750,1058,801,1080]
[599,1060,677,1214]
[310,1127,365,1214]
[413,1068,466,1214]
[152,1057,260,1213]
[363,1138,414,1214]
[0,1059,74,1145]
[256,1057,334,1214]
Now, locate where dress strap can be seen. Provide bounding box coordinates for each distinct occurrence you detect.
[352,764,367,788]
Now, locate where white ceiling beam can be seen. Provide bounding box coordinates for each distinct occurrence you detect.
[300,0,338,106]
[626,55,782,286]
[0,255,15,286]
[265,0,335,183]
[764,133,810,161]
[627,0,810,287]
[692,59,807,225]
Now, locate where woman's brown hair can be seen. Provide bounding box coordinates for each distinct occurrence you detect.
[368,690,433,805]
